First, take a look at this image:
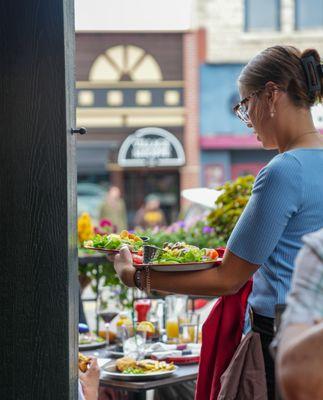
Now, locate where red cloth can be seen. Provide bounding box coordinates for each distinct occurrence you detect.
[195,280,253,400]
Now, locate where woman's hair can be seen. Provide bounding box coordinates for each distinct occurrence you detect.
[239,45,323,108]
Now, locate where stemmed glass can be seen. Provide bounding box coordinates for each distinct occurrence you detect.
[97,286,120,324]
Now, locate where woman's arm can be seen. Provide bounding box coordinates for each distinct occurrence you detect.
[114,247,258,296]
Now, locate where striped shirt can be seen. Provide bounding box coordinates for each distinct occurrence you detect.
[228,149,323,318]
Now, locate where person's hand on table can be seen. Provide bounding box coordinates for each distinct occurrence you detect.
[114,246,136,287]
[80,357,100,400]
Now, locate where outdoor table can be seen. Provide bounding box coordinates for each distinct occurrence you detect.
[83,348,198,400]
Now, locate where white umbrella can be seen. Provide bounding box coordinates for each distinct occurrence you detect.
[181,188,223,209]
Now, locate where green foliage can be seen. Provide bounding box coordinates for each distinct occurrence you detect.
[137,220,226,250]
[78,250,132,308]
[207,175,255,242]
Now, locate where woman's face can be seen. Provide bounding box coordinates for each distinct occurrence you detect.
[240,86,278,150]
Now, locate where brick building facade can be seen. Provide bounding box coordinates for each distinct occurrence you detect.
[76,31,200,225]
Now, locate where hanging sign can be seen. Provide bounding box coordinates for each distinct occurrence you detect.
[118,127,185,167]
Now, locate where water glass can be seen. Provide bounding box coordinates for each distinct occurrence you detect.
[122,325,147,360]
[178,312,200,343]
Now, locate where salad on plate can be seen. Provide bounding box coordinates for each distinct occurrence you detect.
[83,230,144,253]
[151,242,219,264]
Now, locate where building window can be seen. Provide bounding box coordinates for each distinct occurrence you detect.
[245,0,280,31]
[164,90,180,106]
[107,90,123,106]
[136,90,152,105]
[78,90,94,106]
[295,0,323,29]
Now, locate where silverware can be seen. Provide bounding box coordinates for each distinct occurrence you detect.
[143,245,166,263]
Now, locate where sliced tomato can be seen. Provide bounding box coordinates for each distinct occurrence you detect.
[133,255,143,264]
[137,249,143,256]
[209,249,219,260]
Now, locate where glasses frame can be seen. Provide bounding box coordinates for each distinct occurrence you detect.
[233,85,286,125]
[233,88,263,124]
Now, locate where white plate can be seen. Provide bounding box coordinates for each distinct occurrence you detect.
[79,341,106,351]
[144,258,222,272]
[103,365,177,381]
[83,246,138,254]
[181,188,223,209]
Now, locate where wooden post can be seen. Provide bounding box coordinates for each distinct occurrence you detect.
[0,1,78,399]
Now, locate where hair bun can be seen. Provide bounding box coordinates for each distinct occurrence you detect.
[301,48,321,63]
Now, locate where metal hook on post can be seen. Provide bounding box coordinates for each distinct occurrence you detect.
[71,127,87,135]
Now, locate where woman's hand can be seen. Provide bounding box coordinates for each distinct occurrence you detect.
[80,358,100,400]
[114,246,136,287]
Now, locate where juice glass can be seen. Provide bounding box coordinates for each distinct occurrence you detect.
[166,318,179,340]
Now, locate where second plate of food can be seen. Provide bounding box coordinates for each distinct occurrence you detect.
[103,358,177,381]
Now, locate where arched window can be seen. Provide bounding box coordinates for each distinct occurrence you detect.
[89,45,163,82]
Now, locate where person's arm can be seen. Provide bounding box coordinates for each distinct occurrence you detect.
[115,246,258,296]
[275,231,323,399]
[115,154,302,296]
[277,322,323,400]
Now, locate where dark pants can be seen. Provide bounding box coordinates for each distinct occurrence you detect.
[252,312,276,400]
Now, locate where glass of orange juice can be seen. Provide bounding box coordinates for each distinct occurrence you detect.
[165,295,188,342]
[166,318,179,341]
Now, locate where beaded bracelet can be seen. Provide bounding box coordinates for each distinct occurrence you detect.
[133,267,151,294]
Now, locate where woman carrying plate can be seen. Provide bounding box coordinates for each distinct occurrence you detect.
[113,46,323,399]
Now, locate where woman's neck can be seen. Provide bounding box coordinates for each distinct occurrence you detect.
[276,108,322,152]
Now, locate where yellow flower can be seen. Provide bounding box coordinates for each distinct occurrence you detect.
[78,213,94,243]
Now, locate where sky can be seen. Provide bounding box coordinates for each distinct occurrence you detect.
[75,0,194,31]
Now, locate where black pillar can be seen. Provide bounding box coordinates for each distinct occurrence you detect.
[0,1,78,399]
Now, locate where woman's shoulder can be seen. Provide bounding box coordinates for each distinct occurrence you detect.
[255,152,302,187]
[267,151,303,169]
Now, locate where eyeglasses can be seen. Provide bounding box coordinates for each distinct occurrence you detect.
[233,88,263,125]
[233,86,286,124]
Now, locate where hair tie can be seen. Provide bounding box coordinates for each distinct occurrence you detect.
[301,55,323,96]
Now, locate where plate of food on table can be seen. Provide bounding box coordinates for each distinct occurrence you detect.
[133,242,223,272]
[79,331,106,350]
[103,356,177,381]
[83,230,146,254]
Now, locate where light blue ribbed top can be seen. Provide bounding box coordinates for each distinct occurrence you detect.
[228,149,323,318]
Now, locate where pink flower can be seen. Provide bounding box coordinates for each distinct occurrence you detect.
[100,219,112,228]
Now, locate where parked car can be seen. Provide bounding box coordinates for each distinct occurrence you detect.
[77,182,106,221]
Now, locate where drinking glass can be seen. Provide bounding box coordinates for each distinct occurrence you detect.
[122,324,147,360]
[165,295,188,342]
[96,287,120,330]
[178,312,200,343]
[134,299,151,322]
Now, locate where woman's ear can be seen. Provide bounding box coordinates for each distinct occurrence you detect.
[265,81,279,114]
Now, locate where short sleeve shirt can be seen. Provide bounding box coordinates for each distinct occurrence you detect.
[227,149,323,317]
